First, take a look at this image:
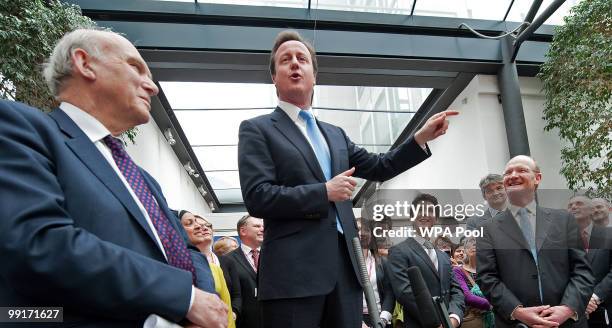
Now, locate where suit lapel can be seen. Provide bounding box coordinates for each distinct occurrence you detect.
[495,209,531,250]
[271,108,326,182]
[535,206,553,252]
[588,225,606,261]
[234,248,257,280]
[408,238,439,280]
[49,109,162,255]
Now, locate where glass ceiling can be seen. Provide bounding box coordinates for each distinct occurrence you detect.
[153,0,581,25]
[161,82,432,205]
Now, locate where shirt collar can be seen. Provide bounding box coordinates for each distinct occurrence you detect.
[278,100,315,123]
[413,234,431,246]
[59,102,111,143]
[240,242,260,255]
[584,222,594,236]
[509,200,537,218]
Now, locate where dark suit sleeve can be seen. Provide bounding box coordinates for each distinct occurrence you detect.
[0,102,192,321]
[448,264,465,320]
[343,129,431,182]
[378,259,395,314]
[220,256,242,316]
[386,247,420,323]
[594,228,612,302]
[560,212,595,315]
[238,119,329,220]
[477,222,522,320]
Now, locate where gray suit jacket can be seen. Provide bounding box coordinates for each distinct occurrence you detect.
[387,238,465,328]
[587,225,612,314]
[477,207,595,328]
[465,207,493,230]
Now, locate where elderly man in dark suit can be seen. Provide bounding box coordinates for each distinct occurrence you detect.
[477,155,594,328]
[237,29,457,328]
[0,29,226,327]
[568,196,612,328]
[387,193,465,328]
[466,173,507,230]
[221,215,264,328]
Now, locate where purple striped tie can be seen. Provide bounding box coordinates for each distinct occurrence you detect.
[103,135,196,283]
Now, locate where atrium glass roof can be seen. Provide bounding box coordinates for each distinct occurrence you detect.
[161,82,432,204]
[152,0,580,25]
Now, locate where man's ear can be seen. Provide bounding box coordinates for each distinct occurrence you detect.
[534,172,543,187]
[71,48,96,81]
[271,73,276,85]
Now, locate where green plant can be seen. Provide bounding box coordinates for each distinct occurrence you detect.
[0,0,137,144]
[0,0,94,110]
[538,0,611,197]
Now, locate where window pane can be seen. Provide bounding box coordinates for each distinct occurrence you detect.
[161,82,432,204]
[315,0,414,14]
[414,0,512,20]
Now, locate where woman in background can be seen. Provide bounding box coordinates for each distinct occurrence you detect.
[180,211,235,328]
[452,244,465,266]
[213,236,239,257]
[357,217,394,328]
[452,238,493,328]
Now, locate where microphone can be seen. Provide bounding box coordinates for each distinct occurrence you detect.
[407,266,442,328]
[352,237,385,328]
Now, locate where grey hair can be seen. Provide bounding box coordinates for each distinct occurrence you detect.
[42,27,113,98]
[478,173,504,197]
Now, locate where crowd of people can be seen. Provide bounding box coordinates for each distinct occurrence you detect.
[0,23,610,328]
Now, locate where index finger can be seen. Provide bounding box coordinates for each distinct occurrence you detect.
[443,110,459,116]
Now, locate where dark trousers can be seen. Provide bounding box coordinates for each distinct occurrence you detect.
[588,308,610,328]
[261,233,362,328]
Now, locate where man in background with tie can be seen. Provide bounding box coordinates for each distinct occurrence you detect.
[567,196,612,328]
[387,193,465,328]
[0,28,226,327]
[238,30,457,328]
[477,155,594,328]
[465,173,507,230]
[221,214,264,328]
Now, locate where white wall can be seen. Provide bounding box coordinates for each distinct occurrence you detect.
[381,74,568,192]
[125,118,211,216]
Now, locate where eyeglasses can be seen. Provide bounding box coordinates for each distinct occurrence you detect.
[183,218,213,229]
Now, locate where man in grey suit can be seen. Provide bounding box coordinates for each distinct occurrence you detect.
[465,174,507,230]
[387,193,464,328]
[568,196,612,328]
[477,155,594,328]
[592,198,611,227]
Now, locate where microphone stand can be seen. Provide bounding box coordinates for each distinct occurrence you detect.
[352,237,385,328]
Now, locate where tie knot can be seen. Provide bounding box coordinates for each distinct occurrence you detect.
[422,240,434,249]
[103,135,124,151]
[252,249,259,256]
[298,110,315,123]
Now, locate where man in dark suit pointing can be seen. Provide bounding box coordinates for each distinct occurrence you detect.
[238,29,458,328]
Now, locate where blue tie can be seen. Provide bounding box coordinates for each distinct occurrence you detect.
[518,208,543,301]
[299,110,343,234]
